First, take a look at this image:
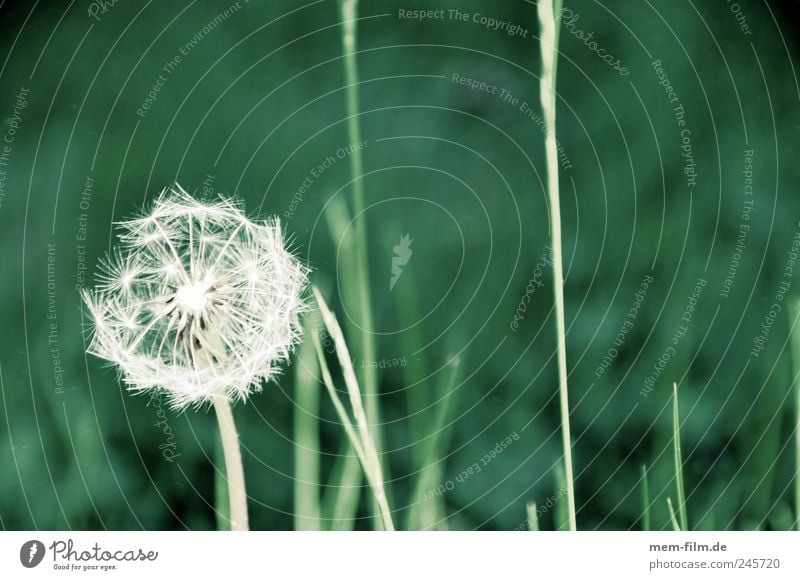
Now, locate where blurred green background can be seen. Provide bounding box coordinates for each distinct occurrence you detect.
[1,0,800,531]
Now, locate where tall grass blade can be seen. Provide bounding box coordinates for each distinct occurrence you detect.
[667,498,682,531]
[527,501,540,531]
[293,321,322,530]
[537,0,576,531]
[326,26,388,517]
[310,322,367,463]
[405,355,462,530]
[554,462,570,531]
[322,442,363,531]
[788,297,800,531]
[389,257,431,473]
[310,323,385,529]
[640,464,651,531]
[673,382,688,530]
[312,288,395,530]
[337,0,382,455]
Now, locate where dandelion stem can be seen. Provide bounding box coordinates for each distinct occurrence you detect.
[537,0,576,531]
[213,396,249,531]
[214,434,230,531]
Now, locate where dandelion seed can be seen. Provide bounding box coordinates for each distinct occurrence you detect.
[82,184,309,410]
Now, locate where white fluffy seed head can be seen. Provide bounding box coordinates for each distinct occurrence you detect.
[82,184,310,410]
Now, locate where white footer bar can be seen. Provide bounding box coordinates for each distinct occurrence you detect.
[1,532,798,578]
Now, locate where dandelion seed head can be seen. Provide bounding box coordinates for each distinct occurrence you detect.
[83,184,310,410]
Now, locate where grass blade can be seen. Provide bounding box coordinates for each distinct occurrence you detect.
[788,297,800,531]
[310,322,367,463]
[405,355,462,530]
[337,0,382,458]
[640,464,651,531]
[537,0,576,531]
[527,501,540,531]
[389,256,431,474]
[323,176,385,529]
[293,321,321,530]
[312,287,395,530]
[322,442,363,531]
[667,498,682,531]
[554,462,570,531]
[673,382,688,530]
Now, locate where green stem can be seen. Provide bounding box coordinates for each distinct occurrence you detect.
[214,433,230,531]
[322,443,362,530]
[788,298,800,531]
[673,382,688,531]
[213,397,249,531]
[338,0,385,528]
[537,0,576,531]
[405,355,462,530]
[667,498,682,531]
[640,464,651,531]
[293,323,321,530]
[312,289,395,531]
[338,0,381,453]
[527,501,540,531]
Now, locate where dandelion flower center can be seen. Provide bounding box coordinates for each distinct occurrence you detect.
[175,278,212,313]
